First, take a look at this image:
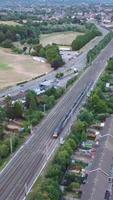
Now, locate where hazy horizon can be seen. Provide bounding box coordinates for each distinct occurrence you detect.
[1,0,113,6]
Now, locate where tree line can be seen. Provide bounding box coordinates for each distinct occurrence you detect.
[0,24,40,48]
[71,25,101,51]
[87,31,113,64]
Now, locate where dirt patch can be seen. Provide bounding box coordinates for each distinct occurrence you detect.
[0,21,21,26]
[40,31,84,46]
[0,48,51,89]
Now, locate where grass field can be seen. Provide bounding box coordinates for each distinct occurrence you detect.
[0,21,21,26]
[40,31,84,46]
[0,48,51,89]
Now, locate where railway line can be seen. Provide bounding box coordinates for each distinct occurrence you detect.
[0,37,113,200]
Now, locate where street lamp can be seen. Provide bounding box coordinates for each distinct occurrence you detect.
[10,135,13,154]
[24,183,27,197]
[43,104,46,113]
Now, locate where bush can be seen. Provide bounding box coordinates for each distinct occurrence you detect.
[56,72,64,79]
[67,182,80,192]
[12,47,23,54]
[28,111,44,126]
[66,76,77,88]
[0,143,10,158]
[1,39,13,48]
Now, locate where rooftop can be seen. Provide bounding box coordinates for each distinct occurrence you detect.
[81,117,113,200]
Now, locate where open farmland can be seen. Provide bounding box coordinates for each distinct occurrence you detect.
[40,31,84,46]
[0,48,51,89]
[0,21,21,26]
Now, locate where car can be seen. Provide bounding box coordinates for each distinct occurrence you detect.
[104,190,110,200]
[73,67,78,73]
[60,137,65,145]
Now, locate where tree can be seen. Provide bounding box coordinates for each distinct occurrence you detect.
[12,101,24,118]
[26,91,37,110]
[42,179,61,200]
[46,44,64,69]
[72,120,86,134]
[23,46,27,53]
[71,120,87,144]
[39,47,46,58]
[12,135,19,151]
[46,164,62,182]
[5,30,14,41]
[95,14,101,22]
[55,72,64,79]
[0,107,6,140]
[107,58,113,71]
[45,95,55,109]
[54,88,64,99]
[4,96,13,118]
[66,138,76,150]
[29,111,44,126]
[89,93,108,113]
[0,31,5,43]
[27,190,44,200]
[51,58,63,69]
[0,107,6,123]
[68,182,80,192]
[33,44,42,56]
[79,109,94,124]
[45,87,56,97]
[55,149,70,169]
[0,126,4,140]
[0,144,9,158]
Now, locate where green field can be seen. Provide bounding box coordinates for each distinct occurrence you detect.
[40,31,84,46]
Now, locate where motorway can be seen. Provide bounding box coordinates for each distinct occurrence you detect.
[0,30,113,200]
[0,24,108,102]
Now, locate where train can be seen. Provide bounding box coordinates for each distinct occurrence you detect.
[53,81,93,138]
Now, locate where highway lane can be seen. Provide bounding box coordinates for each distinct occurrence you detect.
[0,36,113,200]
